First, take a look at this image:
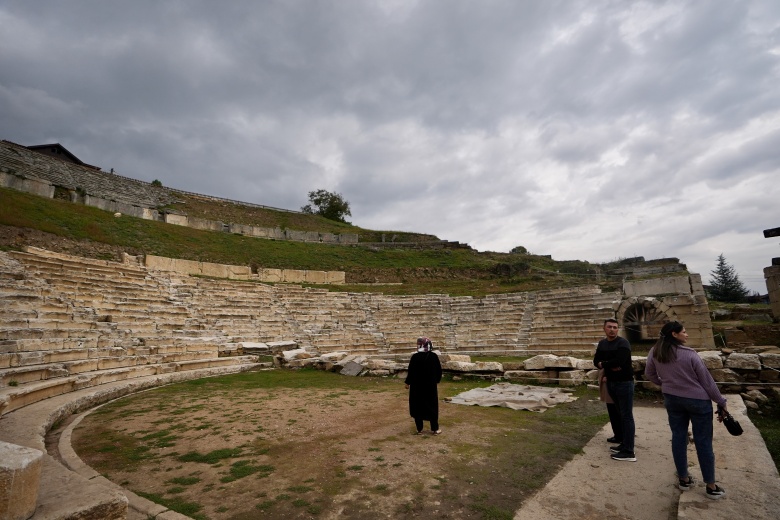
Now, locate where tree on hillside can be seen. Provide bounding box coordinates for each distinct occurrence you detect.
[510,245,528,254]
[708,254,749,302]
[301,189,352,223]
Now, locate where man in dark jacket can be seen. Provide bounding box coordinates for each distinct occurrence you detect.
[593,319,636,461]
[405,337,443,434]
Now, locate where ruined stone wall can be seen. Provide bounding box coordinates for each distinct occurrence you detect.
[765,265,780,321]
[620,274,715,349]
[145,254,346,284]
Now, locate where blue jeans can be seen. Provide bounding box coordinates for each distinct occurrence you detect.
[663,394,716,483]
[607,380,635,452]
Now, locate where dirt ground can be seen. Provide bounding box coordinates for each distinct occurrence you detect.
[68,370,607,520]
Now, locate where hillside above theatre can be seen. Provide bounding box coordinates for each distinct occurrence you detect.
[0,186,689,297]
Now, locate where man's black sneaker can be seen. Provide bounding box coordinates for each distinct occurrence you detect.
[610,450,636,462]
[706,485,726,499]
[606,436,622,444]
[609,445,624,453]
[678,476,695,491]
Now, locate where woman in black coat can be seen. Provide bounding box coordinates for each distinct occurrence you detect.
[404,337,443,434]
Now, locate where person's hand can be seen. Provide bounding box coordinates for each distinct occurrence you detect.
[405,384,410,390]
[716,405,728,422]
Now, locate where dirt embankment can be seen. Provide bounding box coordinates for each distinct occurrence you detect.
[0,225,139,262]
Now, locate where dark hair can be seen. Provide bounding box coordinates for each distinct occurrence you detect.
[604,318,618,326]
[652,321,684,363]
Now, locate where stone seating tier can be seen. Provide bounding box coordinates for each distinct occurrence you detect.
[0,247,649,418]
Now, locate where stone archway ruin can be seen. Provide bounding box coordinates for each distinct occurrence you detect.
[619,275,716,350]
[615,296,678,345]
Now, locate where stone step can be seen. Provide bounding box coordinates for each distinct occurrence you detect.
[0,356,258,416]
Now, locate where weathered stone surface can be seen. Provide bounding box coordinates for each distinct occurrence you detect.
[641,380,662,391]
[558,369,586,386]
[320,352,348,362]
[441,361,478,372]
[585,369,599,381]
[0,441,43,520]
[546,356,578,369]
[237,342,269,354]
[286,358,318,368]
[438,354,471,363]
[524,354,558,370]
[724,353,761,370]
[363,358,404,371]
[473,362,503,372]
[630,355,646,373]
[339,361,364,376]
[709,368,742,383]
[266,341,298,352]
[698,351,724,369]
[281,349,312,361]
[741,389,769,403]
[575,358,595,370]
[759,353,780,369]
[503,370,549,381]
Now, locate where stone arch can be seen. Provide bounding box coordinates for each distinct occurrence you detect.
[615,296,679,345]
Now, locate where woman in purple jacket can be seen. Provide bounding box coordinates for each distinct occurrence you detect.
[645,321,727,499]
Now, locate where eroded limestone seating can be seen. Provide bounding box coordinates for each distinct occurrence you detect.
[1,247,630,418]
[0,249,261,417]
[527,286,621,354]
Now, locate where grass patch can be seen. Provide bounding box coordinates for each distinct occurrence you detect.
[177,448,243,464]
[168,476,201,486]
[135,491,204,518]
[220,460,275,482]
[748,400,780,472]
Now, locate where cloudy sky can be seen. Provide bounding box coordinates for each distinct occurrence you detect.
[1,1,778,293]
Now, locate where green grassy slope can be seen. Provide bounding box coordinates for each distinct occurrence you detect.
[0,187,622,296]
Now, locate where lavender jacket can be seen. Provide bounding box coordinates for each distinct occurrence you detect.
[645,345,727,407]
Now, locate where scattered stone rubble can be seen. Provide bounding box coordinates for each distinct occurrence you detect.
[271,344,780,393]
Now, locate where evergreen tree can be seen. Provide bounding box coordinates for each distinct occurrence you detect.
[708,254,749,302]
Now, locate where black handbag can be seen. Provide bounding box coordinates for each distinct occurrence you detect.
[718,408,743,436]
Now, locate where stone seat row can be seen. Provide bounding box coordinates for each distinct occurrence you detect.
[0,347,229,388]
[0,355,258,416]
[9,252,151,285]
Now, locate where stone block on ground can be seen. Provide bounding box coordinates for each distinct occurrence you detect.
[438,354,471,363]
[523,354,558,370]
[441,361,478,372]
[575,358,595,370]
[709,368,742,383]
[266,341,298,353]
[281,349,313,361]
[339,361,364,376]
[0,441,43,520]
[698,351,724,369]
[546,356,579,369]
[320,352,348,362]
[724,353,761,370]
[504,370,550,382]
[237,342,269,354]
[473,361,503,372]
[759,352,780,369]
[558,369,587,386]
